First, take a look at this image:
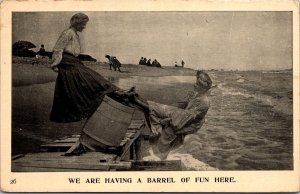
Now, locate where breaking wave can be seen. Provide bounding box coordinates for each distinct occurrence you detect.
[218,84,292,115]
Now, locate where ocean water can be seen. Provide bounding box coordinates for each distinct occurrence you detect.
[115,71,293,170]
[12,70,293,170]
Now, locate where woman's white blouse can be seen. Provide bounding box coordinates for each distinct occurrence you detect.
[52,28,81,65]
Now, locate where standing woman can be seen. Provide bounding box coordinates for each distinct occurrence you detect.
[49,13,120,123]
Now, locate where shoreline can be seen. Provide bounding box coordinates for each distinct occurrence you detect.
[12,57,197,86]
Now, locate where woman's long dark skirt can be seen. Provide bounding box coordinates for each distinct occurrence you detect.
[50,53,118,123]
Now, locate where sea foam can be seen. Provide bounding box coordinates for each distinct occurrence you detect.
[218,84,292,115]
[143,147,217,171]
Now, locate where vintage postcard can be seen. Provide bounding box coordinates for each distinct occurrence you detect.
[0,0,299,192]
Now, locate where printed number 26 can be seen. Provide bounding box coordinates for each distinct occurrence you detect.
[10,179,16,184]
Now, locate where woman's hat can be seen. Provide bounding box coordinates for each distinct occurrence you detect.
[70,13,89,26]
[196,70,212,90]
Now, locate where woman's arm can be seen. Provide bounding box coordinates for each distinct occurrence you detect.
[171,91,194,108]
[175,117,206,135]
[50,30,73,67]
[170,103,209,132]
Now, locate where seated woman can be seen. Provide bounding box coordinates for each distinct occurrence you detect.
[134,70,212,159]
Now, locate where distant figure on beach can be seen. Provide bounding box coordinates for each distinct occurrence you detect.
[152,59,162,68]
[181,60,185,67]
[36,44,46,57]
[143,57,147,65]
[174,61,178,67]
[147,59,152,66]
[152,59,157,67]
[132,70,212,159]
[32,44,47,66]
[105,54,122,72]
[139,57,144,65]
[156,61,162,68]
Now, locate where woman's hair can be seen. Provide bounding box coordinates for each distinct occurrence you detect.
[70,13,89,27]
[196,70,212,90]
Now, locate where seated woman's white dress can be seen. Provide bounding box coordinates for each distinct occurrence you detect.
[147,91,210,155]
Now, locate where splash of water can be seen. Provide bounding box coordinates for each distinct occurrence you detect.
[143,148,217,171]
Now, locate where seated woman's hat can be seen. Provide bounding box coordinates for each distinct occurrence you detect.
[196,70,212,90]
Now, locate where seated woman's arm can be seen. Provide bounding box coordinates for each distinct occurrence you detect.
[171,91,194,108]
[174,113,207,135]
[169,106,208,132]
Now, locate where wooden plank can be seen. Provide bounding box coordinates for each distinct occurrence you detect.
[124,134,135,139]
[13,161,110,171]
[40,127,140,151]
[64,140,83,155]
[14,160,90,167]
[134,137,142,160]
[124,133,135,137]
[12,154,25,160]
[14,152,116,161]
[54,137,79,143]
[12,166,93,172]
[127,129,137,132]
[40,143,74,148]
[56,135,80,140]
[119,141,126,146]
[37,120,144,156]
[13,160,132,171]
[128,120,145,129]
[13,160,101,166]
[117,130,141,161]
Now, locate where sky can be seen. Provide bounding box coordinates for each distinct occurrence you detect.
[12,11,292,70]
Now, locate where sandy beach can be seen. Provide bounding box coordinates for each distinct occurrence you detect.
[12,57,196,86]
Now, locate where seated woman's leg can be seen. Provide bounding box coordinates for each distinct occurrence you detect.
[157,126,176,153]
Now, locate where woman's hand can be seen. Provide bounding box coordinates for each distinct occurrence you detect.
[114,89,138,99]
[48,54,62,72]
[48,62,59,72]
[51,66,59,72]
[160,118,171,126]
[114,90,126,97]
[151,127,161,135]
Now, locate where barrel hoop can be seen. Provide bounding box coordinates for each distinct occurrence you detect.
[80,140,97,151]
[98,103,134,114]
[93,111,132,126]
[102,96,135,114]
[95,106,134,115]
[82,128,115,147]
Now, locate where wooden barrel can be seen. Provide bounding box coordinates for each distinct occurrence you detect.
[80,96,135,151]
